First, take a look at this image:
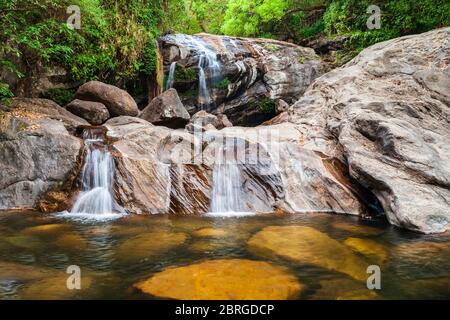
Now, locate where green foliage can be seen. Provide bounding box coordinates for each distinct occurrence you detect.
[0,83,14,102]
[42,88,75,106]
[212,78,231,89]
[258,97,276,114]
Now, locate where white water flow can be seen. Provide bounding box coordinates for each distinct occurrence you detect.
[165,62,176,90]
[62,129,125,221]
[165,34,222,109]
[209,144,254,217]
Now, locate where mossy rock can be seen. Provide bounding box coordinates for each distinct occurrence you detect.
[134,259,304,299]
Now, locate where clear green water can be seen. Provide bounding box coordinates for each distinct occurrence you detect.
[0,211,449,299]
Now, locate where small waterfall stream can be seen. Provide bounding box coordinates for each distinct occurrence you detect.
[61,128,125,221]
[165,61,176,90]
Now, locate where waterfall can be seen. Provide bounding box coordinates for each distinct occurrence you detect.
[163,34,222,109]
[165,62,176,90]
[209,143,254,217]
[60,128,125,221]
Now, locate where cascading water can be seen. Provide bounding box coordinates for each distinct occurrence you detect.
[165,62,177,90]
[209,142,254,217]
[60,128,125,221]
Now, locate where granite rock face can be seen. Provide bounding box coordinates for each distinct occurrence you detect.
[275,27,450,233]
[66,99,110,125]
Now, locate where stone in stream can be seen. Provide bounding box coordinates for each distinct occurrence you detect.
[274,27,450,233]
[140,88,190,129]
[75,81,139,117]
[134,259,304,299]
[185,110,232,133]
[0,261,56,281]
[344,237,389,264]
[331,222,384,236]
[66,99,110,125]
[21,223,72,236]
[247,226,368,281]
[192,227,231,238]
[19,274,92,299]
[114,231,188,263]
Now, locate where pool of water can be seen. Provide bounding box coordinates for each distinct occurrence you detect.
[0,211,449,299]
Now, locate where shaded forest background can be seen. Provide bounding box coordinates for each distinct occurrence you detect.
[1,0,449,102]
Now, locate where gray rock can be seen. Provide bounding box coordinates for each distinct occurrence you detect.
[0,98,85,210]
[185,110,232,133]
[66,99,110,125]
[279,27,450,233]
[75,81,139,117]
[140,88,190,129]
[159,34,325,125]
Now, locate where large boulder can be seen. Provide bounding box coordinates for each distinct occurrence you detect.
[140,88,190,129]
[159,33,325,125]
[0,98,86,210]
[275,27,450,233]
[75,81,139,117]
[66,99,110,125]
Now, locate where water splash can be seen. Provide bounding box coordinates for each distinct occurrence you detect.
[165,62,176,90]
[60,128,125,221]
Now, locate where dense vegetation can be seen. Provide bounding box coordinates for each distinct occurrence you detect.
[1,0,448,101]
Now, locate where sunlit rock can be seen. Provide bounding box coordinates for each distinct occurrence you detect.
[134,259,304,299]
[248,226,368,281]
[192,228,230,238]
[344,237,388,264]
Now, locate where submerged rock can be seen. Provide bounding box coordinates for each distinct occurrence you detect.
[0,98,85,210]
[19,274,92,299]
[22,223,72,236]
[75,81,139,117]
[344,237,389,264]
[140,88,190,129]
[192,228,230,238]
[0,261,57,281]
[185,110,232,133]
[114,231,188,263]
[66,99,110,125]
[134,259,304,299]
[248,226,368,281]
[310,278,379,300]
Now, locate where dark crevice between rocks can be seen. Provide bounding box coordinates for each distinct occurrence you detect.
[320,152,385,221]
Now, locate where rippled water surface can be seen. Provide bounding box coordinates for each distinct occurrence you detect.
[0,211,449,299]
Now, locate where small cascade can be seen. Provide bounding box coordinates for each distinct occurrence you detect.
[163,34,222,109]
[165,62,177,90]
[61,128,125,221]
[209,144,254,217]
